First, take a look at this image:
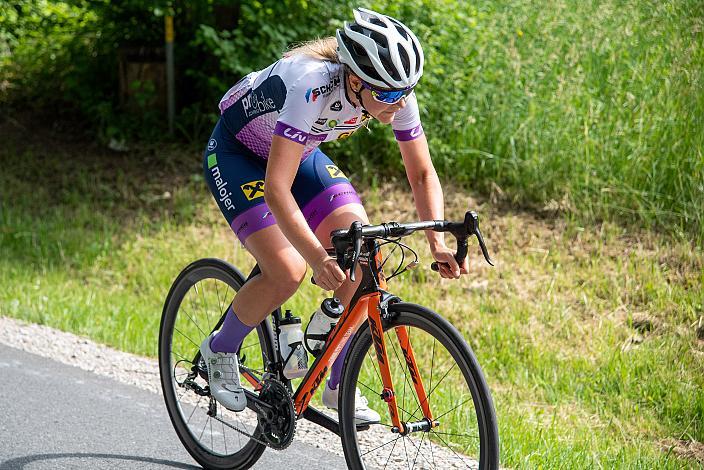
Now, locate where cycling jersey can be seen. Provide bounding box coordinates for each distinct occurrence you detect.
[217,54,424,160]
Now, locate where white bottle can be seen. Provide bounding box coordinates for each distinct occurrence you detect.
[278,310,308,379]
[304,298,345,357]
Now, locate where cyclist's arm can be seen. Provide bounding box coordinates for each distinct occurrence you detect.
[264,135,346,290]
[398,134,468,277]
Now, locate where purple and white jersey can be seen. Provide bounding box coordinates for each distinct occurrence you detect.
[218,55,423,160]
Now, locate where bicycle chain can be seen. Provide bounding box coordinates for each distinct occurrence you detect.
[208,410,270,447]
[205,378,296,450]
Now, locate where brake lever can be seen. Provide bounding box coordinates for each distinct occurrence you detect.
[349,221,363,282]
[474,225,494,266]
[430,210,494,272]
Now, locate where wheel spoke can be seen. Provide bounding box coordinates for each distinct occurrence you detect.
[382,435,399,469]
[361,435,403,456]
[409,361,457,421]
[430,429,475,467]
[173,326,201,350]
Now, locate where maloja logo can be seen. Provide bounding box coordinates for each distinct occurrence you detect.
[207,154,235,211]
[283,127,306,143]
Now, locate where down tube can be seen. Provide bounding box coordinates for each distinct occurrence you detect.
[293,296,370,415]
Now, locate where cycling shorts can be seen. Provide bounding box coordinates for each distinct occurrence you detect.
[203,119,362,244]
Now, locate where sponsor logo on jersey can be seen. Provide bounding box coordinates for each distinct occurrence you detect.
[305,76,341,103]
[207,154,235,211]
[330,100,342,111]
[361,110,372,121]
[327,119,338,129]
[344,117,358,125]
[315,117,327,125]
[283,127,306,143]
[337,131,353,140]
[326,165,346,179]
[410,125,423,138]
[241,180,265,201]
[207,138,217,151]
[242,89,275,118]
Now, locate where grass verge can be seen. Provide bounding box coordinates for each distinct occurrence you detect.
[0,128,702,468]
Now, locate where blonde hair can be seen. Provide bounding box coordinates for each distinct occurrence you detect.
[283,36,339,62]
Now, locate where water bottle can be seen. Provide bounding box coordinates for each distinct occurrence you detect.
[304,297,345,357]
[278,310,308,379]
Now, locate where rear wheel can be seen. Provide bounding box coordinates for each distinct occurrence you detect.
[339,302,499,469]
[158,258,275,469]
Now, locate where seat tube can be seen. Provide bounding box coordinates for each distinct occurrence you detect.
[367,294,404,432]
[394,325,433,420]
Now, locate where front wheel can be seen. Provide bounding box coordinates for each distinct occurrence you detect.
[339,302,500,469]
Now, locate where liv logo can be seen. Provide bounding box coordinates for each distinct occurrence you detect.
[283,127,306,143]
[207,154,235,211]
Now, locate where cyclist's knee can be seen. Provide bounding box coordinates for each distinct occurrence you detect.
[262,257,306,300]
[313,203,369,246]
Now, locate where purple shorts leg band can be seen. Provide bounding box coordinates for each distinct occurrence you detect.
[210,306,254,353]
[302,183,362,233]
[230,203,277,244]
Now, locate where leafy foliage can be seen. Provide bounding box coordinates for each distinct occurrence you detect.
[1,0,702,240]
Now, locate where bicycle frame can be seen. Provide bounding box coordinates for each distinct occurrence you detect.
[239,239,433,435]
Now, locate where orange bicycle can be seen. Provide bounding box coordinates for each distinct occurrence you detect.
[159,210,499,469]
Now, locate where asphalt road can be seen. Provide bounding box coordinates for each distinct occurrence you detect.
[0,343,347,469]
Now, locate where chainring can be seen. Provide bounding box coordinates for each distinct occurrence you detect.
[257,378,296,450]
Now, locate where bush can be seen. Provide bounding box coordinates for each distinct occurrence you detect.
[2,0,702,240]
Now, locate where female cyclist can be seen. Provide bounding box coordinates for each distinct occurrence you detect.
[200,7,468,423]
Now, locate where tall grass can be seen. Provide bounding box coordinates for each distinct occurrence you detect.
[336,0,704,242]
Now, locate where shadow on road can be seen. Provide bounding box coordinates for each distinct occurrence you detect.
[0,452,199,470]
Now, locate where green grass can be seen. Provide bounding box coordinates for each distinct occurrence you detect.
[335,0,704,243]
[1,134,703,468]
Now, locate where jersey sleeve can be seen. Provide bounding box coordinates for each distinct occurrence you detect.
[391,92,424,141]
[274,71,328,145]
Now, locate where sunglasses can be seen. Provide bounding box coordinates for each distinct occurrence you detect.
[360,81,414,104]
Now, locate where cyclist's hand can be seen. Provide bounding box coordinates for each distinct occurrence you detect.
[431,244,469,279]
[312,255,347,291]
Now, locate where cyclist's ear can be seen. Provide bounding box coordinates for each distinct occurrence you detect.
[347,73,363,92]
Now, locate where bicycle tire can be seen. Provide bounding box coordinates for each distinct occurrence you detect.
[339,302,500,469]
[159,258,274,469]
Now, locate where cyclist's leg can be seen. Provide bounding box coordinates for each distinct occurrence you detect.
[290,149,369,390]
[203,121,306,355]
[314,204,368,390]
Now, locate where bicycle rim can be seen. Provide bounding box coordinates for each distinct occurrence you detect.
[339,303,499,469]
[159,258,272,469]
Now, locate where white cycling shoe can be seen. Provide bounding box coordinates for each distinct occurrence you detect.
[322,380,381,425]
[200,333,247,412]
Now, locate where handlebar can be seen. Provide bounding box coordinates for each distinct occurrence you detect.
[329,210,493,282]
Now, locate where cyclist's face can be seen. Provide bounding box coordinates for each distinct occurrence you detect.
[347,75,408,124]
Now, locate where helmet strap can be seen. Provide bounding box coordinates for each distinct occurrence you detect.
[353,87,367,110]
[344,68,367,111]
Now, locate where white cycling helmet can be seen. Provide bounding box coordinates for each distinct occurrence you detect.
[336,8,424,90]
